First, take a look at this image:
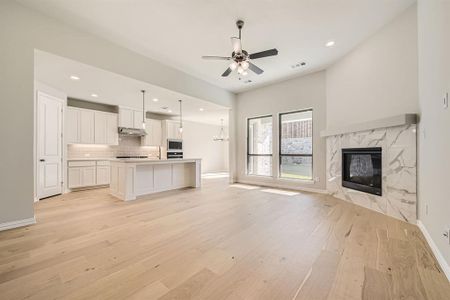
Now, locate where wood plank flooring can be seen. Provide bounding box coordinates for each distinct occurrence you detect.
[0,178,448,299]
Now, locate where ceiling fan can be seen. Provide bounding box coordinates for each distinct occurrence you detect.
[202,20,278,77]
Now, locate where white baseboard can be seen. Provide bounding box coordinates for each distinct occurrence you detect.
[0,217,36,232]
[417,220,450,282]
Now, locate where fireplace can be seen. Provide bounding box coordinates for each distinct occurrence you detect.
[342,147,382,196]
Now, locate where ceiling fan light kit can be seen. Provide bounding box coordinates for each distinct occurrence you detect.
[202,20,278,77]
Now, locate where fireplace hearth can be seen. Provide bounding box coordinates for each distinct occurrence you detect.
[342,147,382,196]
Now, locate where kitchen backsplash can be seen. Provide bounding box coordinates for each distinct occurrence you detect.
[68,136,161,159]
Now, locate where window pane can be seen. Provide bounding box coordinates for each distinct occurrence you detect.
[280,110,312,155]
[280,156,312,180]
[248,156,272,176]
[248,116,272,155]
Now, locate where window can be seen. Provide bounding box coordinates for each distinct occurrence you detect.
[247,116,273,176]
[279,110,313,180]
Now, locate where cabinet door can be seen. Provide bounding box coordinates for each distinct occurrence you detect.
[168,121,181,139]
[106,113,119,145]
[81,166,96,186]
[119,108,134,128]
[96,166,110,185]
[134,110,144,129]
[66,107,80,144]
[68,167,82,188]
[152,119,162,146]
[94,111,107,144]
[142,118,152,146]
[80,109,95,144]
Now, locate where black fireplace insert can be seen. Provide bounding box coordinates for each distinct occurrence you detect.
[342,147,382,196]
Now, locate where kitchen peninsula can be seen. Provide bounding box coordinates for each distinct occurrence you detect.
[110,158,201,201]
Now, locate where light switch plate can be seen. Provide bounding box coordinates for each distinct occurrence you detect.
[444,92,449,109]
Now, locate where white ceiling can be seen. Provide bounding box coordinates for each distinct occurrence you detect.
[35,50,230,126]
[21,0,415,93]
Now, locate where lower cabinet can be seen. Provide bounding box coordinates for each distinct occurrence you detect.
[96,166,111,185]
[68,160,110,189]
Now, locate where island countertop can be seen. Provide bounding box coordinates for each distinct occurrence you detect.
[110,158,202,201]
[111,158,201,163]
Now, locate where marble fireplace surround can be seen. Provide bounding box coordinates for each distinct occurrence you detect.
[321,114,417,223]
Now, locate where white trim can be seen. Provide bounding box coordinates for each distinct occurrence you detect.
[236,179,328,194]
[0,217,36,232]
[417,220,450,282]
[320,113,417,137]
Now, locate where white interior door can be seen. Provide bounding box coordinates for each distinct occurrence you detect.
[37,91,63,199]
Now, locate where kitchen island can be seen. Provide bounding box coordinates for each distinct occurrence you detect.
[110,158,201,201]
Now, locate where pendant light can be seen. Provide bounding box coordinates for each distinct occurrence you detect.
[141,90,146,130]
[178,99,183,133]
[213,119,229,141]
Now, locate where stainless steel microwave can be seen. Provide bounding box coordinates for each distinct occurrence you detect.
[167,139,183,152]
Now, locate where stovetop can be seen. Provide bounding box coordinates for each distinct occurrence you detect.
[116,155,149,159]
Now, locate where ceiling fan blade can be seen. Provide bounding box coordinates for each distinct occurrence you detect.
[248,62,264,75]
[202,55,231,60]
[221,67,232,77]
[231,37,242,53]
[249,48,278,60]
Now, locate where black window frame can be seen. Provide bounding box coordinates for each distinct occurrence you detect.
[278,109,313,180]
[247,115,273,177]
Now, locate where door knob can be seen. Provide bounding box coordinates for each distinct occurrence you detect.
[40,159,45,162]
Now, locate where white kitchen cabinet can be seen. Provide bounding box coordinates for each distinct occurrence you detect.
[106,113,119,145]
[96,165,110,185]
[67,167,82,188]
[119,107,143,129]
[80,109,95,144]
[162,120,182,143]
[95,111,118,145]
[66,107,118,145]
[68,160,110,189]
[66,107,80,144]
[81,166,96,186]
[119,107,134,128]
[134,110,144,129]
[142,118,162,146]
[67,161,96,188]
[94,111,107,144]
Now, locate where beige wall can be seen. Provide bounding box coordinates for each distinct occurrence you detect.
[236,71,327,191]
[417,0,450,268]
[182,121,229,173]
[326,5,419,128]
[0,0,235,225]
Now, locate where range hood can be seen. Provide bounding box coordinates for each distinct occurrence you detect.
[118,127,147,136]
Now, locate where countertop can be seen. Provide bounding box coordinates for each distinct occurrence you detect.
[111,158,201,164]
[67,157,115,161]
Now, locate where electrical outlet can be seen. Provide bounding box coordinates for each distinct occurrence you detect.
[314,177,320,182]
[443,228,450,245]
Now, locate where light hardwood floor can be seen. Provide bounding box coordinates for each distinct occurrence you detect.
[0,178,448,299]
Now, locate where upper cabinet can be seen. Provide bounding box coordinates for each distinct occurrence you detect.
[119,107,144,129]
[142,118,162,146]
[162,120,182,145]
[66,107,118,145]
[66,107,80,144]
[80,109,95,144]
[94,111,119,145]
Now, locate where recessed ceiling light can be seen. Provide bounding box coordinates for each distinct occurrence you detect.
[153,98,159,102]
[91,93,98,98]
[70,75,80,80]
[168,109,172,113]
[326,40,335,47]
[199,108,204,112]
